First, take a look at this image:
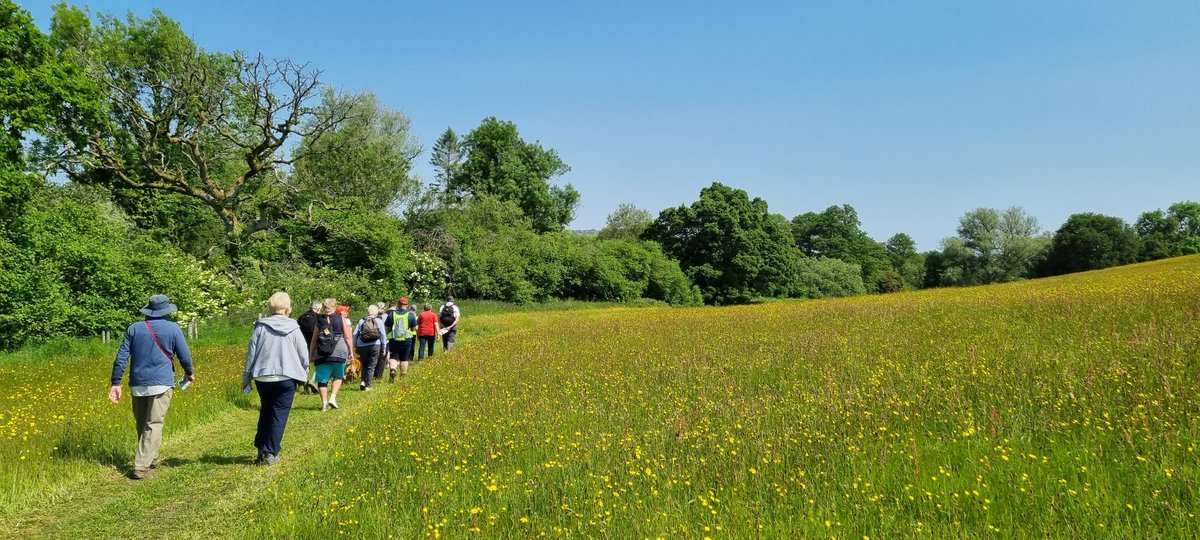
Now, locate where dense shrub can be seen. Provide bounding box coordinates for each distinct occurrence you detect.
[791,257,867,298]
[0,185,235,349]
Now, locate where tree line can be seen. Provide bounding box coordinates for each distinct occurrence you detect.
[1,2,1195,349]
[639,183,1198,304]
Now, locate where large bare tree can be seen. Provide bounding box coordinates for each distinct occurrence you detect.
[41,7,350,245]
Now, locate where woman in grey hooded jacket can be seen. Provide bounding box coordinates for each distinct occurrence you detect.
[242,291,310,465]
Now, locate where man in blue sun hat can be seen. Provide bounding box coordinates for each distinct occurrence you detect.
[108,294,195,479]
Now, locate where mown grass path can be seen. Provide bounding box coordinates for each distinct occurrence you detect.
[4,372,392,539]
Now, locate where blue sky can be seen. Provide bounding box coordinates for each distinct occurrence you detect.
[26,1,1200,250]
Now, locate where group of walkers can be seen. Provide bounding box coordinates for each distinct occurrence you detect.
[108,292,461,478]
[293,296,460,407]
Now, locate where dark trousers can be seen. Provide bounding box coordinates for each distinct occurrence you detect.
[254,379,296,457]
[357,345,381,387]
[374,343,387,378]
[442,328,457,351]
[418,335,436,360]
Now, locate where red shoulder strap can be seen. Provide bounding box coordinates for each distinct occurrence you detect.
[144,320,175,365]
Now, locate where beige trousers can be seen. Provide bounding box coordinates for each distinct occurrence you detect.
[132,388,172,470]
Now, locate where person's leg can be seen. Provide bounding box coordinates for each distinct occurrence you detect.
[387,341,400,371]
[132,394,151,471]
[315,363,332,408]
[400,338,412,375]
[135,389,172,472]
[442,329,456,351]
[357,346,376,389]
[329,361,345,407]
[374,345,387,379]
[263,380,295,458]
[254,380,272,458]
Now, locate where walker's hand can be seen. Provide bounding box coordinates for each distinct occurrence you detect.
[186,373,196,383]
[108,385,122,404]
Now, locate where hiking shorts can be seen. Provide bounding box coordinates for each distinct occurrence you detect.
[314,361,346,384]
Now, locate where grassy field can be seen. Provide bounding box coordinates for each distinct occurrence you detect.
[2,257,1198,538]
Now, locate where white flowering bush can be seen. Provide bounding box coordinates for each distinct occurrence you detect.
[407,250,448,301]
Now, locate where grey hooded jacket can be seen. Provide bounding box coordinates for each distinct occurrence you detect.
[242,315,311,387]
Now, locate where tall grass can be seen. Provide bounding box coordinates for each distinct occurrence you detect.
[2,257,1198,538]
[243,257,1200,538]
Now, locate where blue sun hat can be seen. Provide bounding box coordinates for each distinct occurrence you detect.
[140,294,178,317]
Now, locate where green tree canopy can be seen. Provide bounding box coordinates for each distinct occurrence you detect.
[645,182,795,304]
[1039,213,1141,276]
[791,204,890,291]
[0,0,99,223]
[933,206,1048,285]
[1136,201,1200,260]
[450,117,579,233]
[290,89,422,213]
[597,203,653,241]
[884,233,925,290]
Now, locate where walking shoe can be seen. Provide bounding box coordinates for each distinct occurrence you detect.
[321,402,330,411]
[130,468,153,480]
[150,458,161,469]
[389,370,396,383]
[360,382,366,391]
[362,386,371,392]
[263,453,281,465]
[329,398,339,409]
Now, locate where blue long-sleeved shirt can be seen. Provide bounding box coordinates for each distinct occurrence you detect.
[111,317,194,386]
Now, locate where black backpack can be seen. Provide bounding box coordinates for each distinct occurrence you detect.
[316,315,342,356]
[439,304,456,327]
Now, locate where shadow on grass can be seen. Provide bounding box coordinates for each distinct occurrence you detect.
[57,423,257,472]
[162,454,256,467]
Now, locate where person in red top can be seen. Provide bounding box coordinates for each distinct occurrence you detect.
[416,303,439,361]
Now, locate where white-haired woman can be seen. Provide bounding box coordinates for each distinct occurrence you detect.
[352,304,386,391]
[242,291,310,465]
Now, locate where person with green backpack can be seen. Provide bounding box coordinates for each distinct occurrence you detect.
[385,297,418,379]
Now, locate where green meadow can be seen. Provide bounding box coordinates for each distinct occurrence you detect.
[2,256,1198,538]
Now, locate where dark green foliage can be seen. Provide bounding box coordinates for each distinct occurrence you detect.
[450,117,580,233]
[430,127,464,192]
[461,229,700,305]
[410,196,697,305]
[1039,213,1141,276]
[645,183,796,304]
[791,205,891,291]
[1135,202,1200,261]
[0,0,100,224]
[885,233,925,290]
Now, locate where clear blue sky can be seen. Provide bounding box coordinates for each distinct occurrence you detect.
[26,1,1200,250]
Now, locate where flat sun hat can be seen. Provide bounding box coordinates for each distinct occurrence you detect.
[140,294,178,317]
